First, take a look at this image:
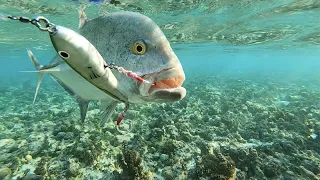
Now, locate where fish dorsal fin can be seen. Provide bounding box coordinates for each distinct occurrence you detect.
[51,76,90,122]
[100,100,119,126]
[78,4,88,29]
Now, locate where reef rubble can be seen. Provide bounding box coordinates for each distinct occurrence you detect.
[0,74,319,179]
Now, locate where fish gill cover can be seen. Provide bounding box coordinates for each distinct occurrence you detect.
[0,0,320,180]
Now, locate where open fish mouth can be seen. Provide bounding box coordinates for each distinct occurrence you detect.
[140,67,186,101]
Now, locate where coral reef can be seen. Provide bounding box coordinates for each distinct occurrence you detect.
[115,144,152,180]
[1,74,320,179]
[0,167,11,180]
[194,151,236,180]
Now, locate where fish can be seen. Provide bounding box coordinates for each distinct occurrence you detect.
[26,9,186,125]
[77,9,186,104]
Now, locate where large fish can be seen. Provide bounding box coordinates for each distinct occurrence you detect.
[77,9,186,104]
[27,9,186,124]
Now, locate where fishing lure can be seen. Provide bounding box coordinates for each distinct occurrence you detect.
[107,63,154,85]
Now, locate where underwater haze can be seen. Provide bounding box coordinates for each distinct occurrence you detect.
[0,0,320,179]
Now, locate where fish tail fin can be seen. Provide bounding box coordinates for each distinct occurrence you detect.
[27,49,43,70]
[27,49,44,104]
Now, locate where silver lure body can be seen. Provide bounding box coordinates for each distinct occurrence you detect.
[49,25,127,103]
[44,55,116,101]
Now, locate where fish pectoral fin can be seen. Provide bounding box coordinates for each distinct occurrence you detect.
[100,101,119,126]
[78,4,88,29]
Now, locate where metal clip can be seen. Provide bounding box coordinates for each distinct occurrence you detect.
[7,15,56,33]
[32,16,56,33]
[108,63,117,69]
[7,16,31,23]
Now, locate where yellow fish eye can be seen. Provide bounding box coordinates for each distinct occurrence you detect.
[131,40,147,55]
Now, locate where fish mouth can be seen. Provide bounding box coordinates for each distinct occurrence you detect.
[140,66,186,102]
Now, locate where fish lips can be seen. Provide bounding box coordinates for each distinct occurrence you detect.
[150,87,186,102]
[140,66,186,102]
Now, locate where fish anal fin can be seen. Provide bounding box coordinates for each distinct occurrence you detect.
[100,101,118,126]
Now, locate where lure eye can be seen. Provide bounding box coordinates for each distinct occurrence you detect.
[58,51,70,59]
[131,40,147,55]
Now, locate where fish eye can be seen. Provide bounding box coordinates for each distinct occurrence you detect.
[131,40,147,55]
[58,51,70,59]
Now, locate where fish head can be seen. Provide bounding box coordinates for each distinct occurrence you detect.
[80,11,186,103]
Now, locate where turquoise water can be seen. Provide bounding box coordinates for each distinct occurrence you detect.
[1,1,320,179]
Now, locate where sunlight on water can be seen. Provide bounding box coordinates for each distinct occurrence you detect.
[1,0,320,50]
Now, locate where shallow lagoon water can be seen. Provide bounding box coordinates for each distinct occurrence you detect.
[0,1,320,180]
